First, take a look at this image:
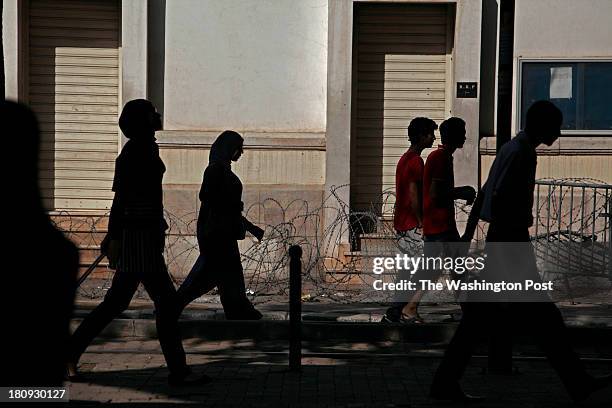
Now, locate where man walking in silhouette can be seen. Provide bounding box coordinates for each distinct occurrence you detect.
[431,101,612,402]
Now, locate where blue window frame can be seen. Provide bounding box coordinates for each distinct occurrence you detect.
[520,61,612,133]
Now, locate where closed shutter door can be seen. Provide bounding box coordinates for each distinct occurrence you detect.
[351,4,451,215]
[28,0,120,211]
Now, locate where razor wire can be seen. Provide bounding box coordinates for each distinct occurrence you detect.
[51,178,611,304]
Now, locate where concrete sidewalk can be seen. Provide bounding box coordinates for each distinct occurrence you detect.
[68,337,612,407]
[74,298,612,326]
[69,299,612,371]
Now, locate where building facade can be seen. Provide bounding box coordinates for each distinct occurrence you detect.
[479,0,612,183]
[4,0,611,270]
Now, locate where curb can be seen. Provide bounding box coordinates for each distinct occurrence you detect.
[70,317,612,347]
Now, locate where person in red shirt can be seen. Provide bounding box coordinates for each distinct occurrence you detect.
[422,117,476,237]
[382,117,436,323]
[394,117,437,232]
[391,117,476,323]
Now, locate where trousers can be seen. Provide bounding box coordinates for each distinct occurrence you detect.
[433,225,589,394]
[177,239,257,319]
[70,229,187,375]
[433,301,588,392]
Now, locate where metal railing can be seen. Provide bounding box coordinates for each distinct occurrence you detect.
[532,180,612,281]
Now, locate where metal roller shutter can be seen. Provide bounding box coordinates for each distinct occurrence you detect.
[28,0,120,211]
[351,3,452,216]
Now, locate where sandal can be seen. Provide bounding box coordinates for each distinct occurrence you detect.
[399,313,425,324]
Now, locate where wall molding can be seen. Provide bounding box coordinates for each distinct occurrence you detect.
[480,136,612,156]
[156,130,326,151]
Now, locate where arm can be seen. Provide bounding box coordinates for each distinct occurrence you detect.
[107,194,124,240]
[425,153,450,207]
[200,165,225,210]
[461,188,485,241]
[107,156,125,240]
[426,152,475,207]
[407,180,423,227]
[430,180,476,206]
[242,216,264,241]
[102,157,125,267]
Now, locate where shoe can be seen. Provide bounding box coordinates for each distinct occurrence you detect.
[381,313,424,324]
[66,361,85,382]
[168,368,213,386]
[430,383,485,403]
[569,373,612,402]
[399,313,425,324]
[381,314,398,323]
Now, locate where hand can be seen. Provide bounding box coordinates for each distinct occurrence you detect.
[251,225,265,242]
[101,235,121,270]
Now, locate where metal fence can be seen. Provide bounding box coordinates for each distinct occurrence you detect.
[532,179,612,281]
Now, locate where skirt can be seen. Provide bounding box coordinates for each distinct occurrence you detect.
[118,228,166,276]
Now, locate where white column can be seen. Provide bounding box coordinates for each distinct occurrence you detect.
[121,0,148,105]
[452,0,483,189]
[325,0,354,246]
[3,0,21,101]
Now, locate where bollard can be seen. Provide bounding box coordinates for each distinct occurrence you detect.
[289,245,303,371]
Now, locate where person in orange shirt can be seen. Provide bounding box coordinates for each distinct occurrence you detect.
[382,117,436,323]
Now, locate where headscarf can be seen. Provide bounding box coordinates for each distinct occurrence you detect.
[119,99,156,140]
[209,130,244,167]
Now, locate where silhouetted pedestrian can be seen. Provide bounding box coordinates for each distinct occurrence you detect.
[431,101,612,402]
[176,131,264,320]
[0,101,78,386]
[67,99,206,385]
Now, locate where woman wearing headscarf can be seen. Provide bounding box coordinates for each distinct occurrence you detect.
[176,130,264,320]
[68,99,204,385]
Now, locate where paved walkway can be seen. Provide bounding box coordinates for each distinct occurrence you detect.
[68,337,612,407]
[75,298,612,327]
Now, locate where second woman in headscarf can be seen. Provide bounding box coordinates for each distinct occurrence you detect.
[176,130,264,319]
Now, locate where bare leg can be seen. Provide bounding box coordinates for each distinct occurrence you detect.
[400,289,425,318]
